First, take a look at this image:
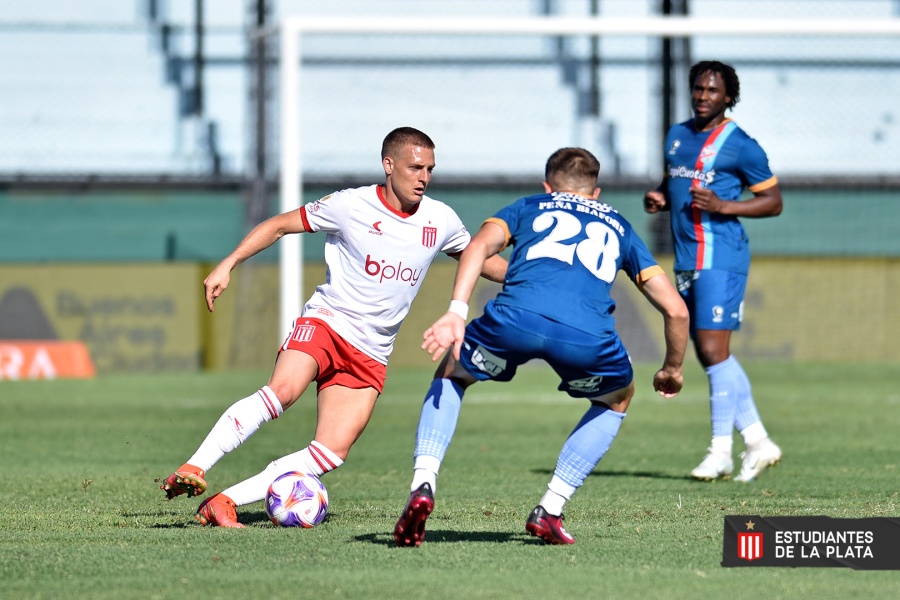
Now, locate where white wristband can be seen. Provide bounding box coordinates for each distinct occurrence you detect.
[448,300,469,320]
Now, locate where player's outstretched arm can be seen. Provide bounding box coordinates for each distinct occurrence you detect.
[423,222,506,360]
[203,209,308,312]
[479,254,508,283]
[422,313,467,362]
[639,273,689,398]
[446,252,508,283]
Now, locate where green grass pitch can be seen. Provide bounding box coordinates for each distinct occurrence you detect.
[1,361,898,599]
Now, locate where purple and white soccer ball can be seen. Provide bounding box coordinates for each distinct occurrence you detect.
[265,471,329,528]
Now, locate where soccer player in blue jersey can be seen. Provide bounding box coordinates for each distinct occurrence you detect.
[394,147,689,546]
[643,60,784,483]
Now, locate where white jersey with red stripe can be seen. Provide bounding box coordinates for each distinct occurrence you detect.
[298,184,470,364]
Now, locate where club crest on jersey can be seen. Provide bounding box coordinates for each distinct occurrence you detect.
[699,145,717,161]
[422,226,437,248]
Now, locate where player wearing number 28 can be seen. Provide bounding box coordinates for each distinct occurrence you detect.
[394,147,689,546]
[644,61,784,483]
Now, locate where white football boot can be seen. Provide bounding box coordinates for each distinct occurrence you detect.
[690,449,734,481]
[735,439,782,482]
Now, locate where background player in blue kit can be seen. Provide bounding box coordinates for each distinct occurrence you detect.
[643,60,784,483]
[394,147,689,546]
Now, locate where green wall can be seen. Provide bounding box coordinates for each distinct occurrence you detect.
[2,185,898,372]
[3,187,898,262]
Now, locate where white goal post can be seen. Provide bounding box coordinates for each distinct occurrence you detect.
[276,15,900,338]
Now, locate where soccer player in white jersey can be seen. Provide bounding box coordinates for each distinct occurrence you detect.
[160,127,507,527]
[394,148,689,546]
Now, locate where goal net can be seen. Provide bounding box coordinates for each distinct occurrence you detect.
[265,12,900,364]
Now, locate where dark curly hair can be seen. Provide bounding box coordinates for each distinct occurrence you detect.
[689,60,740,109]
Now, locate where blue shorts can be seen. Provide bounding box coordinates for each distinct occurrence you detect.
[675,269,746,333]
[458,302,633,399]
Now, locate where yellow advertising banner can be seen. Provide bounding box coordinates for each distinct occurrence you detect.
[2,258,896,374]
[618,257,900,363]
[210,258,900,369]
[0,264,205,373]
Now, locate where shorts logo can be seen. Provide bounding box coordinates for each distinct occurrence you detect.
[567,375,604,393]
[422,226,437,248]
[292,323,316,343]
[738,532,764,562]
[712,305,724,323]
[470,345,506,377]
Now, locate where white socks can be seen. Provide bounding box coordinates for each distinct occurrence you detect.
[740,421,769,448]
[223,440,343,506]
[410,455,442,493]
[291,440,345,477]
[710,435,733,456]
[186,386,284,472]
[540,476,576,517]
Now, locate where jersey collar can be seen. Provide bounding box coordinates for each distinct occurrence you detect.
[377,185,420,218]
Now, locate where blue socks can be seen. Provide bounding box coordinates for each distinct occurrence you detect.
[707,357,739,439]
[553,404,625,490]
[414,378,464,463]
[413,380,627,507]
[730,358,762,431]
[707,355,765,447]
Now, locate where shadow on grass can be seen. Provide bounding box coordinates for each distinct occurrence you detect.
[240,511,277,526]
[531,467,693,481]
[353,530,543,546]
[148,514,543,545]
[147,510,281,528]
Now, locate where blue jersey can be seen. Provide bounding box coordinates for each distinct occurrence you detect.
[486,191,663,335]
[662,119,778,274]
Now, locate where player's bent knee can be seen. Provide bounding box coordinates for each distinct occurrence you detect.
[590,384,634,412]
[266,381,307,410]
